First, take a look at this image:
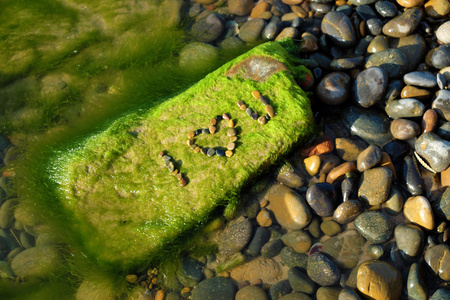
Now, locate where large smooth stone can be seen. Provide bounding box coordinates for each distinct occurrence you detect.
[321,12,356,48]
[191,13,224,43]
[215,216,252,256]
[238,18,266,43]
[316,72,351,105]
[358,167,393,206]
[333,200,363,224]
[48,42,315,267]
[306,183,336,217]
[424,244,450,281]
[321,229,365,269]
[353,67,388,108]
[10,245,63,279]
[407,263,428,300]
[403,71,437,88]
[192,277,237,300]
[307,252,341,286]
[365,49,408,79]
[341,106,392,146]
[432,90,450,122]
[357,260,403,300]
[403,196,435,230]
[395,223,424,259]
[431,45,450,69]
[392,34,427,72]
[228,0,254,16]
[382,8,423,38]
[385,99,425,119]
[415,132,450,173]
[354,211,393,243]
[436,21,450,44]
[267,184,312,230]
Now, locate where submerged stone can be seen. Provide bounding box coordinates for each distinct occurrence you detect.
[48,42,314,267]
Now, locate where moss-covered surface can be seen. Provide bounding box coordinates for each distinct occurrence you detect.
[48,41,314,268]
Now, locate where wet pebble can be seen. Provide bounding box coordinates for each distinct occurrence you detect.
[432,90,450,121]
[238,18,265,43]
[303,155,321,176]
[404,196,435,230]
[177,256,204,287]
[436,21,450,44]
[268,280,292,300]
[375,1,397,17]
[191,13,224,43]
[321,12,356,48]
[261,239,284,259]
[358,167,393,205]
[402,155,424,195]
[431,45,450,69]
[256,210,272,227]
[356,145,382,172]
[192,276,236,300]
[390,119,420,140]
[247,227,270,257]
[217,216,253,255]
[307,252,341,286]
[394,223,424,259]
[263,20,281,40]
[228,0,254,16]
[316,72,351,105]
[366,18,383,36]
[280,246,308,268]
[281,231,312,254]
[333,200,363,224]
[401,86,431,102]
[415,132,450,173]
[424,244,450,281]
[368,244,384,259]
[288,267,316,294]
[354,67,388,108]
[354,211,393,243]
[382,8,423,38]
[365,49,408,79]
[438,122,450,139]
[385,98,425,119]
[320,220,341,237]
[367,35,389,54]
[306,183,336,217]
[403,71,437,88]
[235,285,268,300]
[330,56,364,71]
[335,138,366,162]
[438,187,450,220]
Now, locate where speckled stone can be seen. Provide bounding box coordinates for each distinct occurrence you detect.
[358,167,393,206]
[316,72,351,105]
[404,196,435,230]
[357,260,403,300]
[306,183,336,217]
[432,90,450,121]
[307,253,341,286]
[353,67,388,108]
[280,246,308,268]
[382,8,423,38]
[235,285,268,300]
[268,280,292,300]
[390,119,420,140]
[385,99,425,119]
[375,1,397,17]
[365,49,408,79]
[321,12,356,48]
[424,244,450,281]
[335,138,366,162]
[415,132,450,173]
[354,211,393,243]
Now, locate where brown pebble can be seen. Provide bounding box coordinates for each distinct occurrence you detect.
[251,278,263,286]
[359,20,366,37]
[265,105,274,117]
[227,142,236,150]
[181,287,191,296]
[225,150,233,157]
[380,152,396,179]
[230,136,238,142]
[256,210,273,227]
[319,173,327,183]
[187,139,194,146]
[326,161,357,184]
[401,85,431,102]
[229,119,235,128]
[252,90,261,99]
[177,173,182,180]
[441,166,450,187]
[258,116,267,125]
[301,137,335,157]
[240,104,247,111]
[209,125,216,134]
[173,169,179,175]
[218,271,230,277]
[194,147,200,153]
[259,95,269,105]
[188,131,195,139]
[210,118,217,125]
[422,109,438,133]
[237,100,244,107]
[238,280,251,290]
[260,199,269,208]
[158,151,164,158]
[223,113,230,120]
[181,177,187,186]
[227,128,237,137]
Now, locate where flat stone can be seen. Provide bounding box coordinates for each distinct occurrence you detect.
[321,229,365,269]
[335,138,366,162]
[424,244,450,281]
[357,260,403,300]
[365,49,408,79]
[397,0,425,7]
[432,90,450,121]
[385,99,425,119]
[353,67,388,108]
[192,277,236,300]
[216,216,253,256]
[316,287,341,300]
[320,220,341,237]
[403,71,437,88]
[395,223,424,259]
[382,8,423,38]
[354,211,393,243]
[330,57,364,71]
[415,132,450,173]
[276,162,305,189]
[307,253,341,286]
[358,167,393,206]
[321,12,356,48]
[267,184,312,230]
[404,196,435,230]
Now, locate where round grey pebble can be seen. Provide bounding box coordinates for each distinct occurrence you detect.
[207,148,215,157]
[403,71,437,88]
[431,44,450,69]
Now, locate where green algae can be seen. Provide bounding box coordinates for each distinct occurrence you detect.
[48,41,314,268]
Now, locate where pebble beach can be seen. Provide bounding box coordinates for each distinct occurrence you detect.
[1,0,450,299]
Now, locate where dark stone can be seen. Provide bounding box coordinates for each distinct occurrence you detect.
[356,5,377,21]
[356,145,382,172]
[354,36,373,56]
[354,211,393,243]
[365,49,408,79]
[431,45,450,69]
[382,8,423,38]
[239,18,266,43]
[430,289,450,300]
[438,187,450,221]
[415,132,450,173]
[246,227,270,257]
[216,149,225,157]
[177,256,205,287]
[366,18,383,36]
[353,67,388,108]
[273,0,291,14]
[191,13,224,43]
[333,200,363,224]
[309,53,332,69]
[321,12,356,48]
[316,72,351,105]
[268,280,292,300]
[263,21,282,40]
[402,155,424,196]
[217,216,253,255]
[383,79,403,102]
[192,277,236,300]
[395,223,424,259]
[375,1,397,17]
[306,183,336,217]
[392,34,427,72]
[438,122,450,140]
[261,239,285,258]
[307,252,341,286]
[330,56,364,71]
[280,246,308,268]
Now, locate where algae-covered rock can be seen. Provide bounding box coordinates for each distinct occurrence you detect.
[49,41,314,267]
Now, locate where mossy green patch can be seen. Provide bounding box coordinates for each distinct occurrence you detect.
[48,41,314,268]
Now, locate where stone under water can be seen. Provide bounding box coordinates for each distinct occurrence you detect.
[48,41,314,267]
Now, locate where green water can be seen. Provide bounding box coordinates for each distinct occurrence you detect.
[0,0,253,298]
